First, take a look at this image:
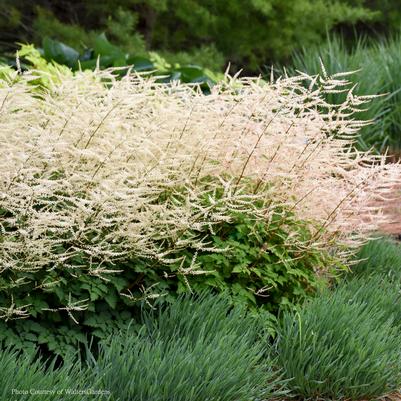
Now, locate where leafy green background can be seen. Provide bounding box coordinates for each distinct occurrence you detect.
[0,0,399,72]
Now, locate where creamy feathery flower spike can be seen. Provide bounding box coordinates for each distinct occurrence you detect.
[121,284,166,309]
[0,295,31,321]
[0,68,400,318]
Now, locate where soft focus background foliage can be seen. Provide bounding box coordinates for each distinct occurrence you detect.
[0,0,398,71]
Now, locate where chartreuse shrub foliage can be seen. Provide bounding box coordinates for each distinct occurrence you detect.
[276,276,401,400]
[10,37,219,92]
[89,293,286,401]
[0,68,399,358]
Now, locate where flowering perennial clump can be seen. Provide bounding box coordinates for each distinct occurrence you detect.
[0,68,399,319]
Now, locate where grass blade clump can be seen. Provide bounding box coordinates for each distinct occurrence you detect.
[291,34,401,152]
[276,285,401,400]
[0,348,90,400]
[340,275,401,328]
[351,237,401,280]
[91,293,285,401]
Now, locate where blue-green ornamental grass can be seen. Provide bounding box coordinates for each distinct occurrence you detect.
[290,34,401,152]
[0,347,93,401]
[340,275,401,328]
[90,293,287,401]
[275,238,401,400]
[351,237,401,280]
[0,293,287,400]
[276,283,401,400]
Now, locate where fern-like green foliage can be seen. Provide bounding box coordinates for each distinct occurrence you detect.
[90,293,287,401]
[166,207,333,321]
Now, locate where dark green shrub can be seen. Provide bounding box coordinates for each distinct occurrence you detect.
[166,207,334,319]
[0,306,137,358]
[276,283,401,400]
[90,293,286,401]
[0,204,333,358]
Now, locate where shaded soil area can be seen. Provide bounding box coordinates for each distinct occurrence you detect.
[383,393,401,401]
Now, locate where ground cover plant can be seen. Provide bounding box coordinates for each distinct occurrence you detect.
[340,274,401,327]
[89,293,286,401]
[276,280,401,400]
[0,293,286,400]
[276,237,401,400]
[0,66,400,356]
[351,236,401,279]
[0,347,92,400]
